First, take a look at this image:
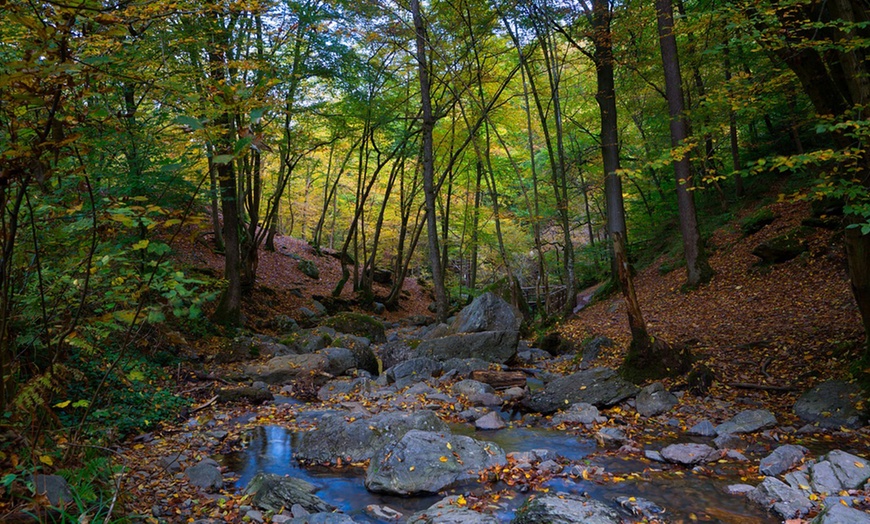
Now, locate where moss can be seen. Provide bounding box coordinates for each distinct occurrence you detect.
[620,337,691,384]
[740,208,777,236]
[322,312,386,343]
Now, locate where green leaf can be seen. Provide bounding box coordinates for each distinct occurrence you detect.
[72,399,90,408]
[250,108,266,122]
[132,239,149,250]
[213,154,234,165]
[174,115,203,130]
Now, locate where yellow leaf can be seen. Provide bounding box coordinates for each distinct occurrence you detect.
[446,442,452,450]
[456,495,467,506]
[409,466,415,471]
[54,400,71,408]
[855,462,865,468]
[39,455,53,466]
[439,456,448,462]
[132,239,149,250]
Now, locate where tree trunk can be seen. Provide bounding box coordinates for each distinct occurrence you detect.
[655,0,713,288]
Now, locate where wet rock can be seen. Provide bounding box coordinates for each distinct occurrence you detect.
[216,386,274,404]
[408,496,498,524]
[522,367,639,414]
[687,419,717,437]
[660,443,719,466]
[185,458,223,491]
[385,357,442,388]
[295,410,448,465]
[725,484,755,495]
[812,504,870,524]
[474,411,506,430]
[794,380,866,429]
[365,505,403,522]
[322,312,387,344]
[511,493,621,524]
[245,354,329,385]
[616,496,666,521]
[417,331,519,364]
[32,474,73,507]
[596,427,628,446]
[245,473,335,513]
[635,382,678,417]
[449,292,521,334]
[759,444,808,476]
[748,477,812,519]
[809,450,870,493]
[365,430,506,496]
[550,402,606,426]
[715,409,776,435]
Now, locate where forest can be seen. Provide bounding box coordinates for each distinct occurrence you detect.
[1,0,869,521]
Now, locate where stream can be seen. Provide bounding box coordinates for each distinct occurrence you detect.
[218,422,779,523]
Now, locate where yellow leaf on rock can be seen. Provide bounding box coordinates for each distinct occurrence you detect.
[439,456,448,462]
[456,495,466,506]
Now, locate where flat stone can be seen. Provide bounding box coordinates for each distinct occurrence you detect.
[474,411,506,430]
[715,409,776,435]
[725,484,755,495]
[32,474,73,507]
[660,443,719,466]
[812,504,870,524]
[407,496,499,524]
[759,444,808,476]
[635,382,678,417]
[687,419,717,437]
[511,493,621,524]
[551,402,605,426]
[185,459,223,491]
[748,477,812,519]
[244,473,335,514]
[794,380,866,429]
[522,367,639,414]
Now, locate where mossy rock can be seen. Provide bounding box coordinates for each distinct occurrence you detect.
[751,227,809,264]
[297,259,320,279]
[321,312,386,343]
[216,386,274,404]
[740,208,777,236]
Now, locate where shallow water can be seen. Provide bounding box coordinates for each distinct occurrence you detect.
[219,424,779,523]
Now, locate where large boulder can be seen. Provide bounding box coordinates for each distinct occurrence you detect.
[794,380,866,429]
[378,340,417,370]
[808,450,870,494]
[317,347,357,376]
[450,292,521,334]
[635,382,678,417]
[511,493,621,524]
[752,228,808,264]
[294,410,448,465]
[244,353,329,385]
[365,430,506,496]
[416,331,519,363]
[244,473,335,513]
[522,367,639,414]
[385,357,442,388]
[408,497,499,524]
[321,313,386,343]
[185,458,223,491]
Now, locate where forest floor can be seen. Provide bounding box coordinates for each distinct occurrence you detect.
[37,199,867,523]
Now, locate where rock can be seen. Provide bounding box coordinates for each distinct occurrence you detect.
[579,336,614,367]
[511,493,621,524]
[185,458,223,491]
[216,386,274,404]
[616,496,666,521]
[687,419,717,437]
[245,354,330,385]
[317,347,357,376]
[515,348,553,363]
[245,509,264,523]
[715,409,777,435]
[635,382,678,417]
[474,411,506,430]
[714,433,745,449]
[280,328,335,354]
[809,450,870,493]
[812,504,870,524]
[322,312,387,343]
[725,484,755,495]
[453,379,495,397]
[365,430,506,496]
[372,268,393,284]
[297,259,320,279]
[365,505,403,522]
[245,473,335,513]
[660,443,719,466]
[759,444,808,476]
[751,228,808,263]
[32,474,73,507]
[333,335,379,375]
[385,357,442,388]
[747,477,812,519]
[408,496,499,524]
[268,314,299,333]
[378,340,416,370]
[282,514,358,524]
[522,367,640,414]
[794,380,866,429]
[441,358,490,377]
[645,450,665,462]
[317,377,373,401]
[551,402,606,426]
[417,331,519,364]
[596,427,628,445]
[536,332,576,356]
[294,410,448,465]
[215,336,259,363]
[158,452,188,473]
[450,292,522,334]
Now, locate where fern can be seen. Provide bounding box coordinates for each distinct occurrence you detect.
[12,362,84,413]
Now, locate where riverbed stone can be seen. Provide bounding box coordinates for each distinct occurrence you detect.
[294,410,448,465]
[365,430,506,496]
[522,367,639,414]
[660,443,719,466]
[616,496,666,521]
[759,444,808,476]
[245,353,330,385]
[550,402,606,426]
[812,504,870,524]
[635,381,678,417]
[450,292,522,334]
[408,496,499,524]
[283,514,357,524]
[809,450,870,493]
[511,493,621,524]
[725,484,755,495]
[687,419,717,437]
[441,358,490,377]
[794,380,866,429]
[185,458,223,491]
[715,409,777,435]
[385,357,442,388]
[245,473,336,513]
[417,331,519,364]
[748,477,812,519]
[317,347,357,376]
[474,411,506,430]
[453,379,495,397]
[32,474,73,507]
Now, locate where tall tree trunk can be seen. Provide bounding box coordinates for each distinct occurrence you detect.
[412,0,448,322]
[723,44,744,197]
[656,0,713,287]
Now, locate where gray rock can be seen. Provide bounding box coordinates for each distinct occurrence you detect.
[282,514,358,524]
[715,409,777,435]
[511,493,621,524]
[281,328,335,355]
[317,347,357,376]
[453,379,495,397]
[725,484,755,495]
[785,469,812,494]
[759,444,808,476]
[441,358,490,377]
[748,477,812,519]
[687,419,717,437]
[216,386,275,404]
[417,331,519,364]
[450,292,521,334]
[794,380,866,429]
[32,474,73,507]
[386,357,442,388]
[644,450,665,463]
[365,505,403,522]
[714,433,745,450]
[467,392,502,407]
[321,312,387,344]
[474,411,506,430]
[550,402,605,426]
[522,367,639,414]
[294,410,448,465]
[596,427,628,445]
[245,353,330,385]
[408,496,499,524]
[516,348,553,363]
[660,443,719,466]
[158,452,188,473]
[636,382,678,417]
[378,341,416,370]
[810,450,870,493]
[365,430,506,496]
[812,504,870,524]
[579,336,614,368]
[245,473,335,513]
[297,259,320,279]
[616,496,666,521]
[185,458,223,491]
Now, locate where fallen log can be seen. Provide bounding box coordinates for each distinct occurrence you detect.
[470,370,526,390]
